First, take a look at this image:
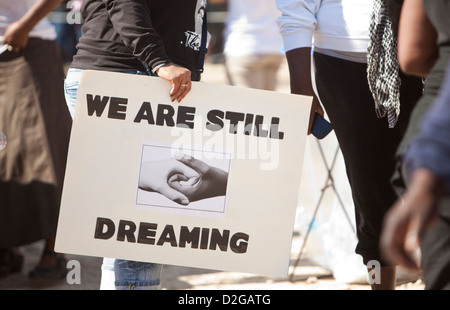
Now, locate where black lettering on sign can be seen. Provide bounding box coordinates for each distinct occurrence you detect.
[94,217,115,239]
[86,94,128,120]
[117,220,137,243]
[134,102,196,129]
[179,226,200,248]
[137,222,158,245]
[206,109,224,131]
[230,232,249,254]
[156,104,175,127]
[86,94,109,117]
[225,111,245,134]
[93,217,250,254]
[205,109,284,139]
[176,106,196,129]
[133,101,155,124]
[157,225,177,246]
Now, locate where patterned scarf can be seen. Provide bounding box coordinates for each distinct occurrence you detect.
[367,0,401,128]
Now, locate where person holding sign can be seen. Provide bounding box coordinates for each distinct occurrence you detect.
[276,0,423,289]
[64,0,209,290]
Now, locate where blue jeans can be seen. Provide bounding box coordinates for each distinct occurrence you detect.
[64,68,163,290]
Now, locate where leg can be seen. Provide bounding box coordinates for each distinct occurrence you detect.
[225,55,265,89]
[369,266,397,290]
[113,259,163,290]
[28,237,67,285]
[36,237,66,269]
[260,54,283,91]
[0,248,23,279]
[100,257,116,290]
[313,52,417,288]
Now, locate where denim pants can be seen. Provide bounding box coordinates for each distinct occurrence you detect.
[64,68,163,290]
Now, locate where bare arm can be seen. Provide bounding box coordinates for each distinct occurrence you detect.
[285,47,324,134]
[381,168,443,270]
[3,0,63,49]
[398,0,438,77]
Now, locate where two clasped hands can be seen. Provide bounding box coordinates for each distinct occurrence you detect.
[138,152,228,205]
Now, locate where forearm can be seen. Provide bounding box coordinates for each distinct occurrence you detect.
[285,47,315,96]
[17,0,63,34]
[277,0,318,95]
[403,70,450,189]
[409,168,444,194]
[398,0,438,77]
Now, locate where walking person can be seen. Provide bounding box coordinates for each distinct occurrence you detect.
[381,0,450,290]
[276,0,423,289]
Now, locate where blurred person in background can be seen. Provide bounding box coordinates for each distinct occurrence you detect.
[0,0,72,286]
[211,0,284,91]
[382,0,450,290]
[50,0,82,64]
[382,62,450,289]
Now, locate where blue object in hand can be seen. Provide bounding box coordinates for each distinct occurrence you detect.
[311,112,333,139]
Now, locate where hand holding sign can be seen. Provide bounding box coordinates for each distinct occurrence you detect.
[155,63,192,103]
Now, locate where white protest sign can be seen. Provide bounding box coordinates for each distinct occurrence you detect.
[55,70,311,277]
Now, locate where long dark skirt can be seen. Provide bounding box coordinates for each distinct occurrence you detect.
[0,38,72,248]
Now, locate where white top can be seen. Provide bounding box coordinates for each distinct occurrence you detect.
[276,0,372,53]
[223,0,284,57]
[0,0,57,42]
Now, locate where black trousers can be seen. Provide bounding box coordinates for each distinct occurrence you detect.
[313,52,423,265]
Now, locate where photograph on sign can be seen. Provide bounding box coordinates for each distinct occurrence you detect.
[135,141,231,217]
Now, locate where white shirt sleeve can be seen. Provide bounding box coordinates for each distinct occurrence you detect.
[276,0,321,52]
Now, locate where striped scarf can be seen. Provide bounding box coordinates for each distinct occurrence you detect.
[367,0,401,128]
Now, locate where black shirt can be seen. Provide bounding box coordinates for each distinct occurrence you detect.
[71,0,207,78]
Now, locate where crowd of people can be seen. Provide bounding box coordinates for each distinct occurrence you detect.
[0,0,448,290]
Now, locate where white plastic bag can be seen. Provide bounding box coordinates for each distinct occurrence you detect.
[294,134,368,284]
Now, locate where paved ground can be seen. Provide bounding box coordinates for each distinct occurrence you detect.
[0,60,425,290]
[0,234,343,290]
[0,232,423,290]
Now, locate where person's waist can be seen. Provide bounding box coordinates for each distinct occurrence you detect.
[67,67,150,76]
[71,51,147,73]
[313,34,369,54]
[314,47,367,63]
